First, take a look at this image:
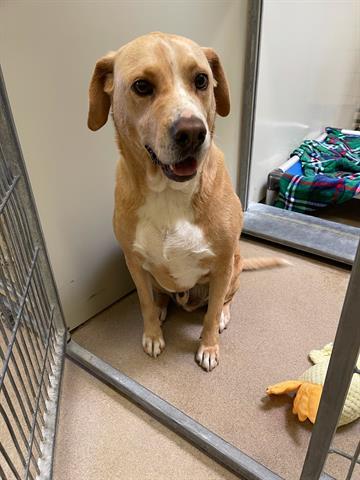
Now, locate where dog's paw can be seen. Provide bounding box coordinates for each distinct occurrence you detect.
[219,307,230,333]
[142,332,165,358]
[196,344,219,372]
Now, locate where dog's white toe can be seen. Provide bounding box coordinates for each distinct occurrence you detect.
[219,308,230,333]
[142,333,165,358]
[196,344,219,372]
[159,306,168,324]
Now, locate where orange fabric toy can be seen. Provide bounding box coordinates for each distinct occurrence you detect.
[266,380,322,424]
[266,343,360,427]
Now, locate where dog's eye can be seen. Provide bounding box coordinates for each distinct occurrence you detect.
[132,79,154,96]
[195,73,208,90]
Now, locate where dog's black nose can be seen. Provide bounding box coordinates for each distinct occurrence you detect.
[171,116,207,151]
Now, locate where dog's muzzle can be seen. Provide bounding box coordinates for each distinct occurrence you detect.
[145,145,199,182]
[145,116,207,183]
[171,116,207,153]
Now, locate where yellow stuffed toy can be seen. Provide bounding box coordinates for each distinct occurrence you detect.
[266,343,360,427]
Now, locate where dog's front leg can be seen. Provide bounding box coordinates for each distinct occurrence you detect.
[125,256,165,358]
[196,257,233,371]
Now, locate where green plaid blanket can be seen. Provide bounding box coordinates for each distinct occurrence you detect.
[275,128,360,213]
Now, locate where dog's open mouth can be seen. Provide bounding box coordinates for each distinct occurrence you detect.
[145,145,197,182]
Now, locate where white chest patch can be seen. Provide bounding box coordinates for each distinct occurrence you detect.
[133,186,214,291]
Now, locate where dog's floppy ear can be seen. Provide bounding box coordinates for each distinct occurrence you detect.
[88,52,116,131]
[202,48,230,117]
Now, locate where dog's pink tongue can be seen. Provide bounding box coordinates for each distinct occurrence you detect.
[172,157,197,176]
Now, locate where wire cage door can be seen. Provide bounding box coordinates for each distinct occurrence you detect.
[0,69,66,480]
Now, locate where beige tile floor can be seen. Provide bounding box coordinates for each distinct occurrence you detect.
[54,239,359,480]
[53,360,239,480]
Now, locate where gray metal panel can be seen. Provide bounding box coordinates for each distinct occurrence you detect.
[300,240,360,479]
[237,0,263,210]
[243,202,360,265]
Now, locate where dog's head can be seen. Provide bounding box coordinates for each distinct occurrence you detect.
[88,32,230,183]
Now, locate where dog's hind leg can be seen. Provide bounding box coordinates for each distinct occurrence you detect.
[219,303,231,333]
[219,245,241,333]
[154,290,170,324]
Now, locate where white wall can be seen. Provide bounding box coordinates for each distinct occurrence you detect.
[249,0,360,203]
[0,0,247,328]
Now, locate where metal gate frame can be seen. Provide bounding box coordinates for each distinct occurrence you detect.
[1,20,359,480]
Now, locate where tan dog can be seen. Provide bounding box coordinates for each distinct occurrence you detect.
[88,32,284,371]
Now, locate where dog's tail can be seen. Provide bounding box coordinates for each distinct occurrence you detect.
[242,257,291,271]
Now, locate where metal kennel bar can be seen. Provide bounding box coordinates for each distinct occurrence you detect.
[0,69,66,479]
[300,239,360,480]
[237,0,262,211]
[243,202,360,266]
[67,340,284,480]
